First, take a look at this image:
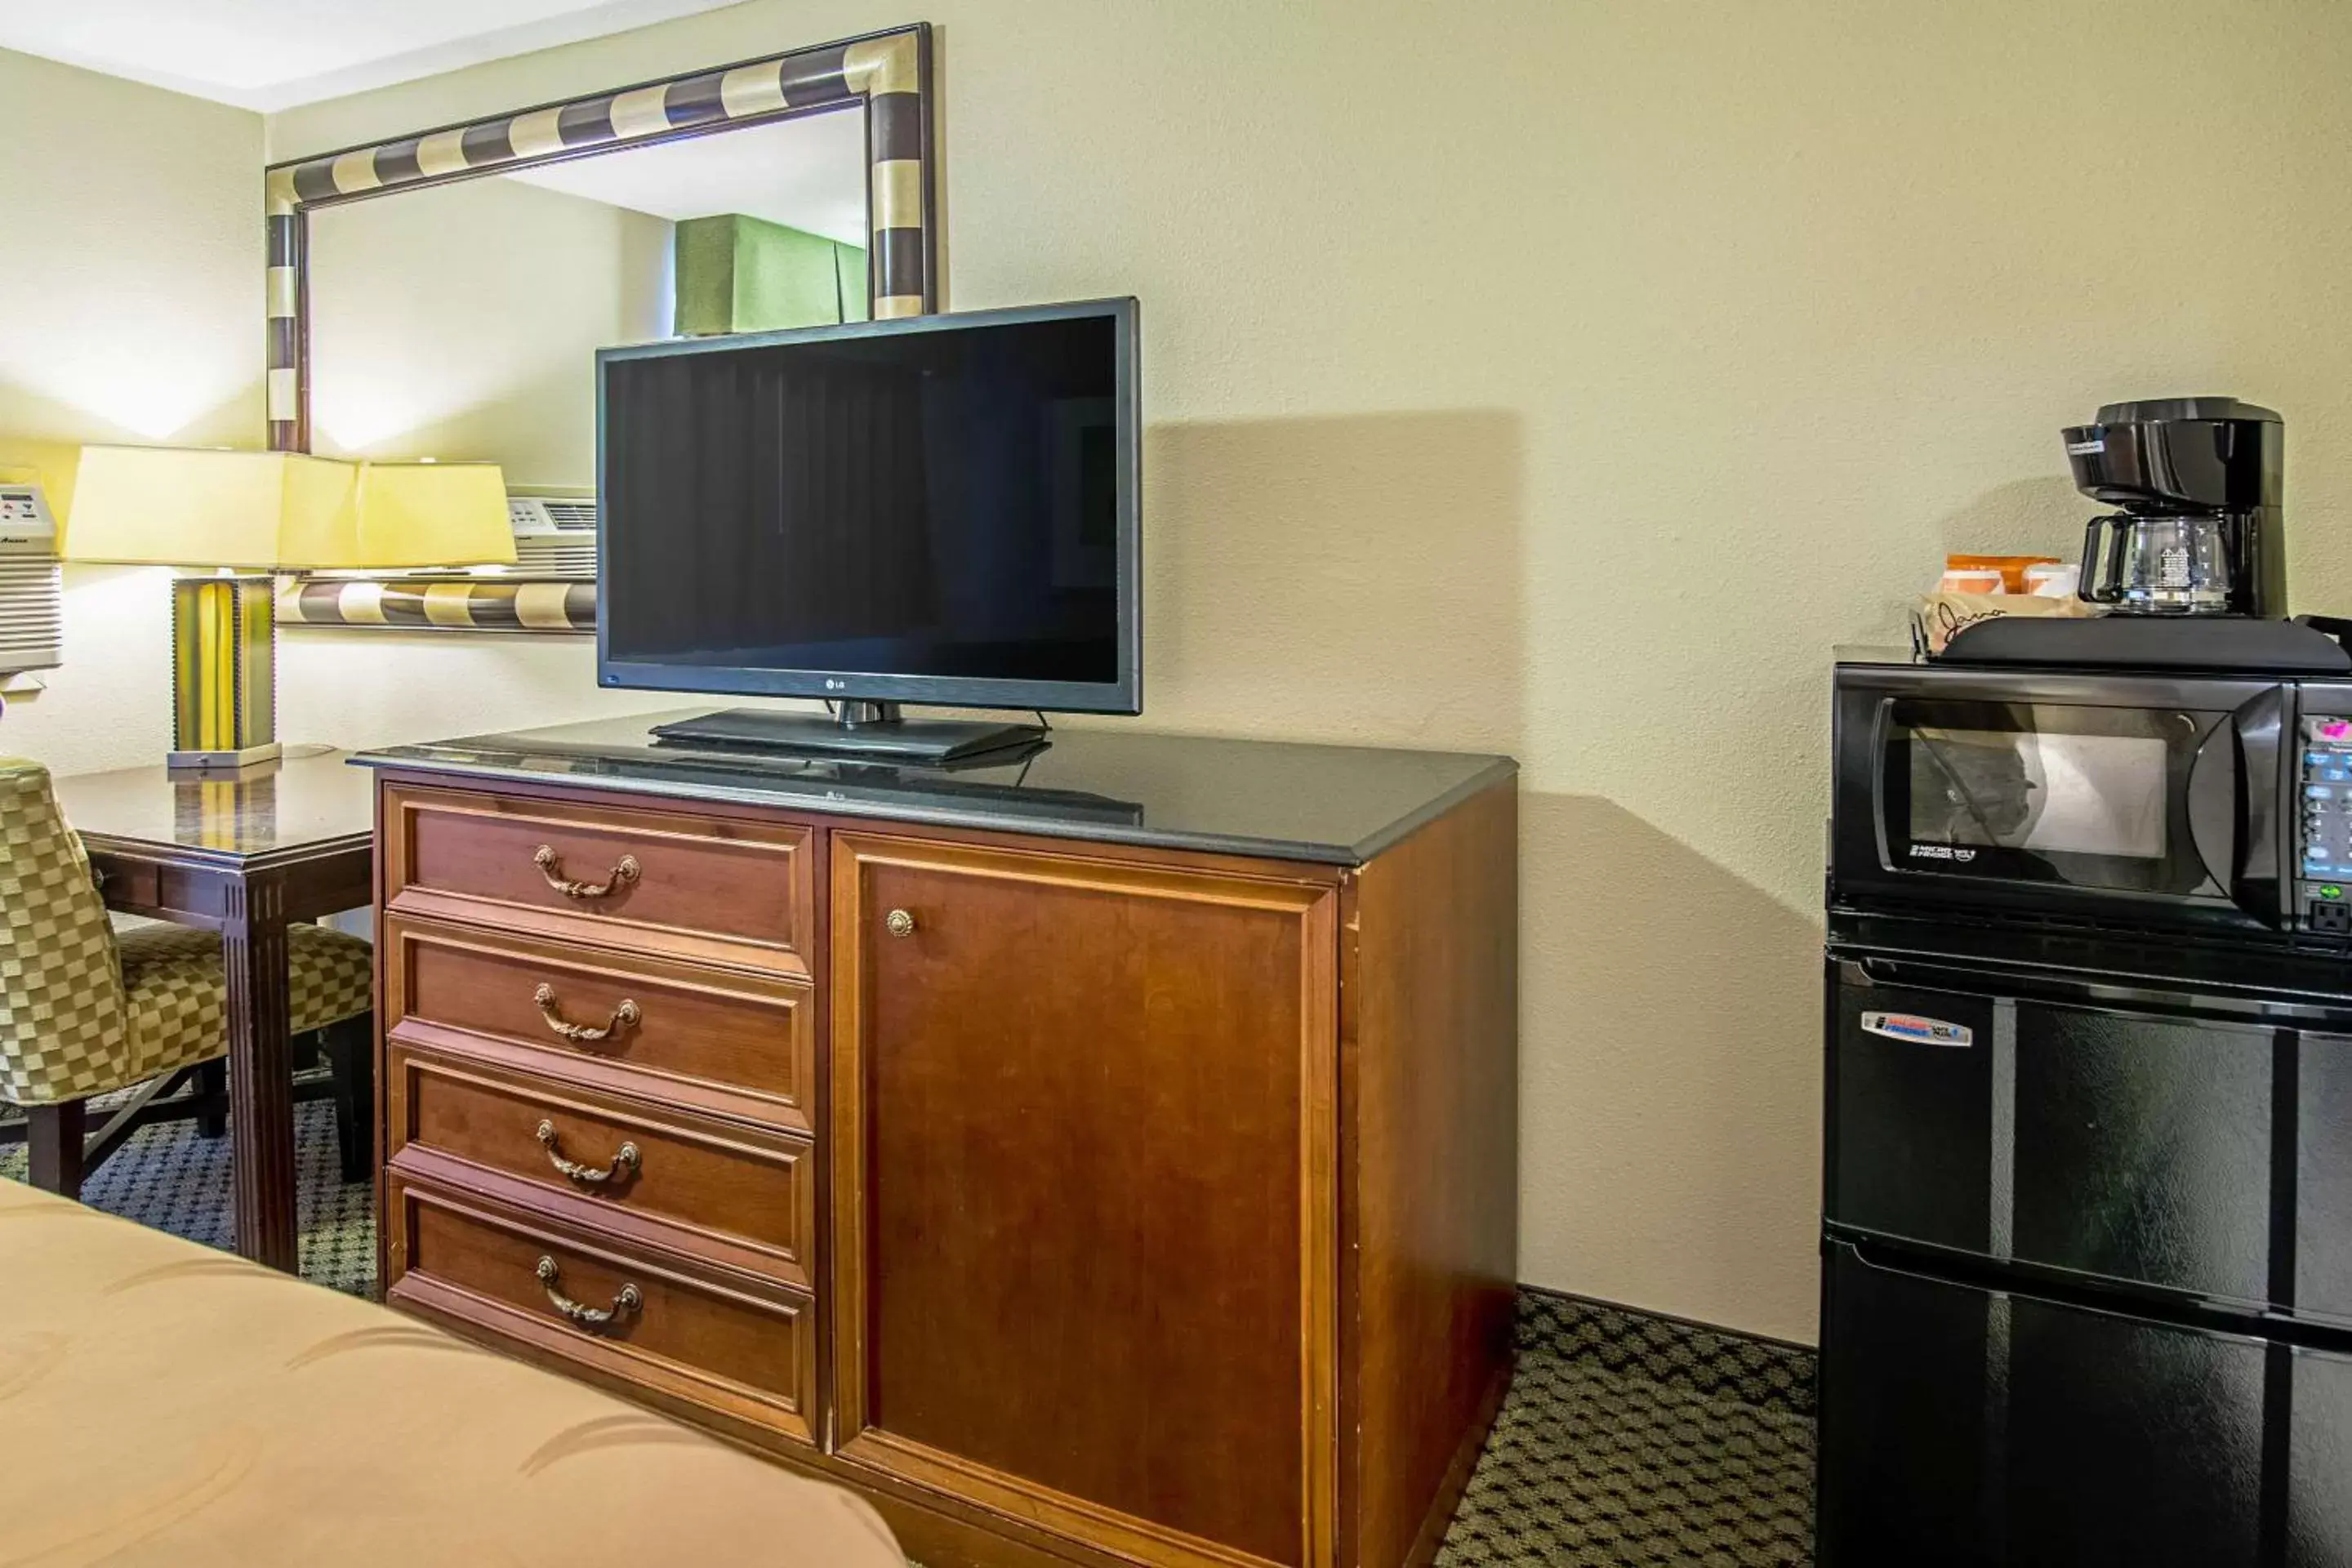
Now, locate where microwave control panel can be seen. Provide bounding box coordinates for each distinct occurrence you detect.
[2299,712,2352,934]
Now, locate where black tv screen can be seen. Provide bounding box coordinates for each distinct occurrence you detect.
[597,298,1139,713]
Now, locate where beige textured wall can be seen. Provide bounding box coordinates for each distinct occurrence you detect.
[307,176,671,485]
[278,174,685,745]
[0,48,691,770]
[8,1,2350,1340]
[273,0,2352,1343]
[287,165,682,742]
[0,50,260,775]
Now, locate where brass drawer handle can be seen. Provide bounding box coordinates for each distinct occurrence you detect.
[535,1256,640,1332]
[536,1120,639,1187]
[533,844,641,900]
[884,907,916,938]
[532,983,640,1045]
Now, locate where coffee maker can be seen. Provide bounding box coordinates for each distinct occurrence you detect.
[2062,397,2284,616]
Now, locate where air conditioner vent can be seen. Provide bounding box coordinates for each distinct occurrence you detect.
[0,483,62,674]
[514,538,600,577]
[506,492,598,581]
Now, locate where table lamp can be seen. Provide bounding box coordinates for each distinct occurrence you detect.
[62,446,513,773]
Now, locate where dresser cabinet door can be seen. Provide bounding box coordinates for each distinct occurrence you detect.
[829,832,1339,1568]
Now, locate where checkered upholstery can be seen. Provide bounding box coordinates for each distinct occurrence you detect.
[0,758,372,1107]
[114,924,374,1084]
[0,760,130,1103]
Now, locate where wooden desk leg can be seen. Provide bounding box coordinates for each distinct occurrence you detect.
[223,875,300,1272]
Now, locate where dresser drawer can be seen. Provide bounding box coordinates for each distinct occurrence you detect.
[386,1176,817,1446]
[387,1046,815,1289]
[384,917,814,1132]
[382,783,813,976]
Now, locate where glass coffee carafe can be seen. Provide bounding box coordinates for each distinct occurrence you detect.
[2079,511,2235,615]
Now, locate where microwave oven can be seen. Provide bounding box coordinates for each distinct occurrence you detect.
[1830,657,2352,940]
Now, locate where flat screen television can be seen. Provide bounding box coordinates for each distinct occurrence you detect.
[596,297,1139,762]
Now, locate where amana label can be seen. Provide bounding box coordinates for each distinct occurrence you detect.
[1860,1011,1973,1048]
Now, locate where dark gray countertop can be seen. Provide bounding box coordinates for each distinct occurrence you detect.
[56,746,372,863]
[352,711,1516,866]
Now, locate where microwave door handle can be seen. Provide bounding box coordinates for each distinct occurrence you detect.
[2234,688,2286,918]
[2185,719,2239,895]
[2186,691,2286,924]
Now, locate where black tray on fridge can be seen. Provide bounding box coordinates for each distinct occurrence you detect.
[1938,612,2352,674]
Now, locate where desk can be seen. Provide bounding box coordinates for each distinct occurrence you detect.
[53,749,373,1272]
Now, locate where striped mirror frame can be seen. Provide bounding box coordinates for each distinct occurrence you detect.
[262,23,938,634]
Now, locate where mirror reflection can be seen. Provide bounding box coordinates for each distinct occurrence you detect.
[305,109,870,546]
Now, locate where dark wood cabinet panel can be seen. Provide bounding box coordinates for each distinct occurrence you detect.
[1340,785,1520,1568]
[383,782,813,975]
[831,832,1339,1568]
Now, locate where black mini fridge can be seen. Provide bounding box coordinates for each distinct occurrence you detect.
[1821,653,2352,1566]
[1820,949,2352,1565]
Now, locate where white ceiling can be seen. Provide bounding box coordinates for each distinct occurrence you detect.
[506,111,869,246]
[0,0,747,111]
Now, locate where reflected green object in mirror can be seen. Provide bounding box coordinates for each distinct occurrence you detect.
[675,213,870,336]
[835,236,871,324]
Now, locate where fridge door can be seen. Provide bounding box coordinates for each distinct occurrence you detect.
[2293,1337,2352,1566]
[1819,1239,2352,1568]
[1829,956,2352,1322]
[2304,1036,2352,1330]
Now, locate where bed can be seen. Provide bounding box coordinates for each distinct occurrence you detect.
[0,1177,903,1566]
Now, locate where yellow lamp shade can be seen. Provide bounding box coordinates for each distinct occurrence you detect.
[62,444,519,774]
[63,446,357,568]
[60,445,514,570]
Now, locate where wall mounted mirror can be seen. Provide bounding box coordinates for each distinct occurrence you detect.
[262,24,937,634]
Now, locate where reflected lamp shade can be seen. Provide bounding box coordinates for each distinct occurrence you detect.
[349,461,517,569]
[62,445,513,772]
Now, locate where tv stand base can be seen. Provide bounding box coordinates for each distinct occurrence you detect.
[649,703,1045,764]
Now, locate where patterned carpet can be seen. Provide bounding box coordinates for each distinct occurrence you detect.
[0,1098,375,1294]
[1439,1294,1815,1566]
[0,1111,1817,1564]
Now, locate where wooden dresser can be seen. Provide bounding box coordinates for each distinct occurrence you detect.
[356,718,1518,1568]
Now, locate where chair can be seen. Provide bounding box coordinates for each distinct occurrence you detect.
[0,757,376,1198]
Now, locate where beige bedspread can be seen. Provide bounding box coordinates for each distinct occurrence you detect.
[0,1178,901,1566]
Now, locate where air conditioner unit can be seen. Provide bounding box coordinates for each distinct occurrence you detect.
[0,483,62,675]
[506,492,597,580]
